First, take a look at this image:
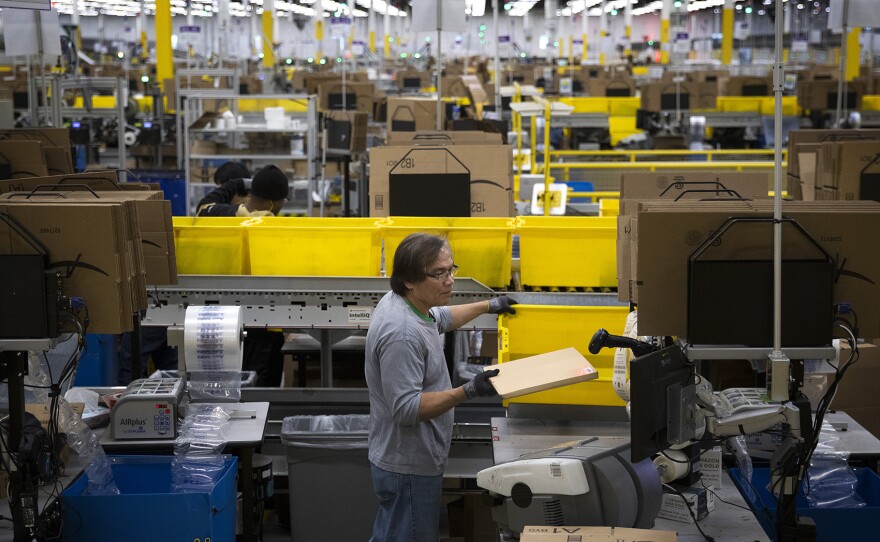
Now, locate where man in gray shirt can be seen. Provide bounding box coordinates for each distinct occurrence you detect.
[366,233,517,542]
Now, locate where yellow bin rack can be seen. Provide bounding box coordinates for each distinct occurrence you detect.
[246,217,384,276]
[173,217,251,275]
[516,216,617,288]
[381,217,516,288]
[498,305,630,407]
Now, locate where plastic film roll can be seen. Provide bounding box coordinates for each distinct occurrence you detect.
[653,449,690,484]
[183,306,244,373]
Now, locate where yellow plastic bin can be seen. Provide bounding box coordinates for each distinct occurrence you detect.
[381,217,516,288]
[498,305,630,407]
[246,217,384,276]
[599,198,620,217]
[516,216,617,288]
[173,217,250,275]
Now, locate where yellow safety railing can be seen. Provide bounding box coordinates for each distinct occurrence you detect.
[547,149,786,161]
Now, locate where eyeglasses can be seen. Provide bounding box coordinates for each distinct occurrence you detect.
[425,264,459,281]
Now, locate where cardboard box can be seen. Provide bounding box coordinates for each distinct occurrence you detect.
[0,127,71,149]
[816,140,880,200]
[368,143,513,217]
[0,170,119,194]
[0,202,132,333]
[0,140,48,179]
[42,147,74,176]
[788,130,880,199]
[797,79,866,112]
[640,81,695,113]
[386,97,439,135]
[588,77,636,98]
[318,81,375,114]
[617,172,772,300]
[619,171,772,215]
[386,130,503,146]
[723,75,772,97]
[519,526,677,542]
[397,70,430,90]
[487,347,598,399]
[699,447,723,489]
[6,191,175,285]
[633,201,880,339]
[325,110,368,154]
[658,485,714,524]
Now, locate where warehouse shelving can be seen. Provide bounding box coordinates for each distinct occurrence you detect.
[181,91,318,216]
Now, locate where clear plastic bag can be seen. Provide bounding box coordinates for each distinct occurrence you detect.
[171,405,230,493]
[804,423,866,509]
[25,353,119,496]
[281,415,371,450]
[188,370,241,402]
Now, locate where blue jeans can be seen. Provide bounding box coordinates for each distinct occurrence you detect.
[369,463,443,542]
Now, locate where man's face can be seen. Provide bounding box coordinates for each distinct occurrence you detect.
[406,248,455,310]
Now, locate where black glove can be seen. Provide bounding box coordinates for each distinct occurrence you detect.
[487,296,517,315]
[463,368,500,399]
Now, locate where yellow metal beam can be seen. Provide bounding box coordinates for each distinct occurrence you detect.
[846,28,861,82]
[721,8,734,65]
[660,19,670,64]
[156,0,173,91]
[262,3,275,68]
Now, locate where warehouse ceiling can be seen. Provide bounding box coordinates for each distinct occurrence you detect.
[45,0,834,19]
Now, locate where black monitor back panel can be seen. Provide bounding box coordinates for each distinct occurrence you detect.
[389,173,470,217]
[688,259,833,347]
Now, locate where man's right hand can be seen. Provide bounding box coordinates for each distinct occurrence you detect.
[463,368,500,399]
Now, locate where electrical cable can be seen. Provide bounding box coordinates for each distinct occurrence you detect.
[698,477,751,512]
[662,483,715,542]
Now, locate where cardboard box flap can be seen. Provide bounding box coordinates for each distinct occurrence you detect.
[0,140,49,179]
[0,171,120,194]
[520,526,677,542]
[488,347,599,399]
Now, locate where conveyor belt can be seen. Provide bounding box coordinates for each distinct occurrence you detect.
[145,275,626,330]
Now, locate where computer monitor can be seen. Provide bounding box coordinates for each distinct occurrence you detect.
[629,345,695,463]
[661,92,690,110]
[742,84,768,97]
[328,92,357,110]
[403,77,421,89]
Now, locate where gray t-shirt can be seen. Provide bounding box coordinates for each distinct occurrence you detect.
[365,291,453,476]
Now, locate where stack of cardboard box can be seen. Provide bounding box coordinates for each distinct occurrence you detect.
[0,128,74,179]
[621,198,880,340]
[787,129,880,200]
[0,172,176,334]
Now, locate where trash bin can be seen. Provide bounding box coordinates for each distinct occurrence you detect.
[281,415,375,542]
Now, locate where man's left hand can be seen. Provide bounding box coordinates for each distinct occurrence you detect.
[487,296,518,315]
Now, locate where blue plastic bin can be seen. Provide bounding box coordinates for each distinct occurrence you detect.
[62,455,237,542]
[129,170,187,216]
[730,467,880,542]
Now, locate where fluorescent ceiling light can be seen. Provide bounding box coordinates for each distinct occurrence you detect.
[465,0,485,17]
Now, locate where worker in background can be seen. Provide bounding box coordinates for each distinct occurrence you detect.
[116,161,254,385]
[212,161,251,206]
[197,164,289,217]
[365,233,518,542]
